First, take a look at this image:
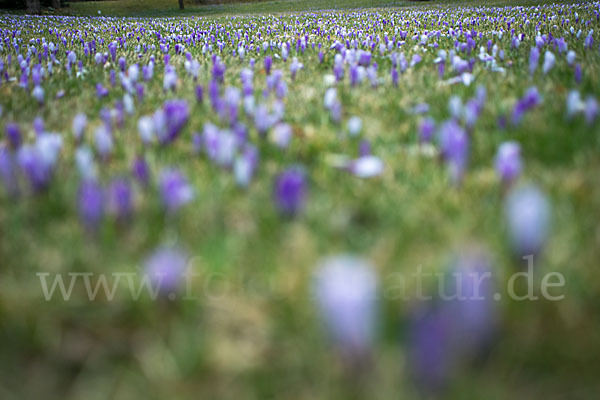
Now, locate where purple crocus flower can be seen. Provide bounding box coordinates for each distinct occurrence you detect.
[5,122,22,149]
[78,178,104,231]
[313,255,378,362]
[585,97,599,125]
[495,141,522,185]
[234,144,259,188]
[273,167,306,216]
[17,133,62,192]
[264,55,272,75]
[132,156,150,187]
[143,246,189,294]
[157,100,189,144]
[72,113,87,142]
[419,117,436,143]
[529,47,540,75]
[96,83,109,98]
[94,125,113,160]
[505,185,551,258]
[107,178,133,221]
[512,87,542,126]
[408,248,497,394]
[33,117,44,136]
[438,120,469,184]
[159,168,194,214]
[0,144,19,196]
[574,63,582,84]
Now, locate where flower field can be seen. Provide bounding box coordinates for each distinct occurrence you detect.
[1,1,600,398]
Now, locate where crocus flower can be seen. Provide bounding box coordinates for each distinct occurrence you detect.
[132,156,150,187]
[75,146,98,180]
[32,85,44,104]
[155,100,189,144]
[33,117,44,136]
[512,87,542,125]
[264,55,272,75]
[313,255,378,361]
[5,122,21,149]
[72,113,87,142]
[137,115,154,144]
[495,141,522,185]
[107,178,133,221]
[273,167,306,216]
[348,155,384,178]
[94,125,113,159]
[566,90,584,118]
[143,246,189,294]
[234,144,259,188]
[438,120,469,184]
[163,65,178,91]
[159,168,194,214]
[0,144,19,196]
[542,50,555,74]
[505,184,551,258]
[78,178,104,231]
[17,133,62,192]
[529,47,539,75]
[96,83,109,98]
[408,248,497,394]
[419,117,436,143]
[585,97,599,125]
[271,123,293,149]
[347,116,363,137]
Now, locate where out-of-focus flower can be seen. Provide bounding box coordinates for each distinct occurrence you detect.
[347,116,363,137]
[585,97,599,125]
[159,168,194,214]
[542,50,555,74]
[271,123,293,149]
[143,246,189,294]
[529,47,539,75]
[438,120,469,184]
[94,124,113,159]
[75,146,98,180]
[314,255,378,361]
[72,113,87,142]
[495,141,522,185]
[78,178,104,231]
[138,115,154,145]
[107,178,133,221]
[132,155,150,187]
[264,55,272,75]
[273,167,306,216]
[32,85,44,104]
[155,100,189,144]
[234,144,259,188]
[17,133,62,192]
[505,184,551,258]
[419,117,436,143]
[5,122,22,149]
[512,87,542,125]
[408,248,497,394]
[348,155,384,178]
[0,144,19,196]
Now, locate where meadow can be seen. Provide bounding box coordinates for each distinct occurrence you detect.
[1,0,600,398]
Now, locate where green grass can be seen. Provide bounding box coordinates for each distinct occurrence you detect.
[63,0,576,17]
[1,0,600,399]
